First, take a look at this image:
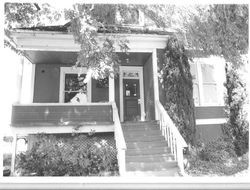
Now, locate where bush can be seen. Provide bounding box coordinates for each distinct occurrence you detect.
[186,138,248,176]
[3,153,12,167]
[16,134,118,176]
[223,64,249,156]
[198,138,237,163]
[160,37,196,145]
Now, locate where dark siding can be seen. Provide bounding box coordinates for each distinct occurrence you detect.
[33,64,60,103]
[196,124,223,143]
[11,105,113,126]
[91,79,109,102]
[143,55,155,120]
[115,77,120,116]
[195,106,225,119]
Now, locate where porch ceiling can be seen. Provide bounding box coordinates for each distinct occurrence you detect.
[25,50,151,66]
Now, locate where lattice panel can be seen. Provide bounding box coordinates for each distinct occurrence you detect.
[28,132,117,161]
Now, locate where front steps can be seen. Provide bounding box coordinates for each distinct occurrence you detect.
[122,121,180,176]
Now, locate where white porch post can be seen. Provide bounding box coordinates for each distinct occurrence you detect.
[109,74,115,102]
[152,49,160,120]
[17,57,24,103]
[30,63,36,103]
[10,134,17,176]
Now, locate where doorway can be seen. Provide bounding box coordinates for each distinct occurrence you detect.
[123,79,140,121]
[119,66,145,122]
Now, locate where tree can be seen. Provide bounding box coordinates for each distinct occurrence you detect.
[138,5,197,145]
[160,37,196,145]
[4,3,130,79]
[186,4,249,155]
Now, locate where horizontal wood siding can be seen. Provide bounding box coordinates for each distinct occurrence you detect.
[196,124,223,143]
[195,106,225,119]
[33,64,61,103]
[11,104,113,126]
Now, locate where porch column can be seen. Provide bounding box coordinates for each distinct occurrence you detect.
[10,134,17,176]
[30,63,36,103]
[109,74,115,102]
[152,49,160,120]
[16,57,24,103]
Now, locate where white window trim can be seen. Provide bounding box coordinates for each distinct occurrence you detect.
[59,67,92,103]
[191,61,223,107]
[119,66,145,122]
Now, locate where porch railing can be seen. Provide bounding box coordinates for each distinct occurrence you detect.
[111,102,127,176]
[155,100,188,174]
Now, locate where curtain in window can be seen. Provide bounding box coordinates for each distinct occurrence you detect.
[190,63,200,105]
[201,64,218,104]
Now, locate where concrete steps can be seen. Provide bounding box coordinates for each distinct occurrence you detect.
[122,121,179,176]
[125,169,180,177]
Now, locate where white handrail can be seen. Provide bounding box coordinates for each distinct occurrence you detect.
[155,100,187,175]
[111,102,127,176]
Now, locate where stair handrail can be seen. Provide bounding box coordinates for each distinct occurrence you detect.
[155,100,188,174]
[111,101,127,176]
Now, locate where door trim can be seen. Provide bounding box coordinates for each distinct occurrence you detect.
[119,66,145,122]
[59,67,92,103]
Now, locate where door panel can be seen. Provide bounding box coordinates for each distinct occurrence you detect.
[123,79,140,121]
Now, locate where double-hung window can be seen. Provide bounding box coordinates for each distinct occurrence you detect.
[190,58,225,106]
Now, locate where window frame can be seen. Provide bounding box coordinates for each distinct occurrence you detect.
[59,67,92,103]
[191,61,221,107]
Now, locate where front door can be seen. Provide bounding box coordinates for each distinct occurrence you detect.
[123,79,140,121]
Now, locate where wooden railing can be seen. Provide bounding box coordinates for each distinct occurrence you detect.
[111,102,127,176]
[155,100,188,174]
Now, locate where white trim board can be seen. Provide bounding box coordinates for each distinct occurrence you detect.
[196,118,226,125]
[11,125,114,135]
[119,66,145,122]
[59,67,92,103]
[11,31,169,52]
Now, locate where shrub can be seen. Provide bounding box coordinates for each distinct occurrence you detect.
[198,138,237,163]
[16,134,118,176]
[3,153,12,167]
[160,37,196,145]
[185,138,248,176]
[223,64,249,156]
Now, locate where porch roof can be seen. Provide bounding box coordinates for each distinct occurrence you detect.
[16,22,175,35]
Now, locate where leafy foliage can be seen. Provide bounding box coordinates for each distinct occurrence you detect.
[16,134,118,176]
[186,138,248,176]
[223,64,249,156]
[186,4,249,154]
[160,37,196,145]
[64,4,131,79]
[187,5,248,59]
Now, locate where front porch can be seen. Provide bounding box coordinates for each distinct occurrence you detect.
[7,30,187,177]
[20,51,157,122]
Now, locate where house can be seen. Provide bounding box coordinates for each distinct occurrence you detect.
[7,8,226,177]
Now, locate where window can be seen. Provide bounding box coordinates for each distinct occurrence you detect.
[190,63,200,105]
[201,64,218,104]
[64,73,87,103]
[190,59,223,106]
[116,9,144,26]
[59,67,91,103]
